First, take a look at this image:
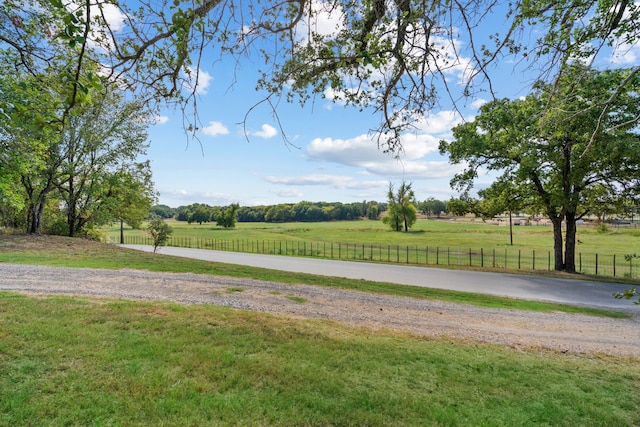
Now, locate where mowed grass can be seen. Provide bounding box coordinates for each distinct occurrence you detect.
[1,293,639,426]
[0,234,628,318]
[103,218,640,255]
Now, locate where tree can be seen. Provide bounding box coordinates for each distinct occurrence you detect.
[150,205,176,219]
[3,0,638,154]
[440,66,640,272]
[109,163,157,244]
[187,204,212,225]
[216,203,239,228]
[56,90,152,236]
[147,217,173,253]
[419,198,446,218]
[383,181,416,232]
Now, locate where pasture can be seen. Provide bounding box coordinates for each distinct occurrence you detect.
[104,218,640,279]
[104,218,640,254]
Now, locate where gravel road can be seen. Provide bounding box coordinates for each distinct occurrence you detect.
[1,263,639,357]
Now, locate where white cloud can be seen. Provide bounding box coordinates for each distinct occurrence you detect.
[154,115,169,125]
[609,2,640,65]
[470,98,489,110]
[98,3,126,32]
[273,188,305,198]
[305,121,467,180]
[158,189,236,205]
[201,121,229,136]
[611,43,640,65]
[295,0,345,42]
[266,174,387,190]
[251,124,278,139]
[183,67,213,95]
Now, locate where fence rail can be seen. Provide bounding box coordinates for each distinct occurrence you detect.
[124,235,640,279]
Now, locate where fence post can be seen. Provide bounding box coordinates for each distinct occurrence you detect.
[533,250,536,270]
[595,253,598,275]
[468,248,472,266]
[518,250,521,270]
[426,246,429,265]
[436,247,439,265]
[481,248,484,268]
[579,253,582,272]
[613,254,616,277]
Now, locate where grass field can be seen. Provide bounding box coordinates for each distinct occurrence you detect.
[2,293,639,426]
[103,218,640,254]
[103,218,640,279]
[1,235,639,425]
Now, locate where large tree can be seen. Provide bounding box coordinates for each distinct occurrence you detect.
[440,66,640,272]
[56,90,152,236]
[383,181,416,232]
[2,1,638,153]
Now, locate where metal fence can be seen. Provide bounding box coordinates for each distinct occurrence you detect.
[124,235,640,279]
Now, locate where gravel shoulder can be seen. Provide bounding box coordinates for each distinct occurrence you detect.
[1,263,639,358]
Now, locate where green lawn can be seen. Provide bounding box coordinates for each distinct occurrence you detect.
[103,218,640,254]
[1,293,638,426]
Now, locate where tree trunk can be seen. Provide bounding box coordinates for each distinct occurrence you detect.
[551,217,565,271]
[564,212,577,273]
[27,201,44,234]
[120,219,124,244]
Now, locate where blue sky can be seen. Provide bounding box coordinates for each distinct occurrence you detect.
[135,2,639,208]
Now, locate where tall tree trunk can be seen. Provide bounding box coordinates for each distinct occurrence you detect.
[551,217,565,271]
[120,219,124,244]
[564,212,577,273]
[67,198,77,237]
[27,202,44,234]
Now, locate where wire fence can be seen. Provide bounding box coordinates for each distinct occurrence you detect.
[124,235,640,279]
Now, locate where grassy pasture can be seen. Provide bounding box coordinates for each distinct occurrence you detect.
[104,219,640,279]
[103,218,640,254]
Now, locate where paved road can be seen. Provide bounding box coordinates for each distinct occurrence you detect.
[122,245,639,310]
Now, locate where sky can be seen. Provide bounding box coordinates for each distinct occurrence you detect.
[132,2,639,209]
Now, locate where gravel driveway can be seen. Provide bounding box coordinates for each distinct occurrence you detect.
[1,263,639,357]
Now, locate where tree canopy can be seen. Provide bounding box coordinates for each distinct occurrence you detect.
[439,65,640,272]
[2,0,638,152]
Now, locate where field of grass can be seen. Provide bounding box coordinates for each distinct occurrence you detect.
[1,293,639,426]
[104,218,640,279]
[104,218,640,253]
[1,234,639,425]
[103,218,640,254]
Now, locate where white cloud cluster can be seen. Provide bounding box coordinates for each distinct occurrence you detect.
[250,124,278,139]
[201,121,229,136]
[266,174,386,190]
[304,109,465,180]
[182,67,213,95]
[158,189,237,206]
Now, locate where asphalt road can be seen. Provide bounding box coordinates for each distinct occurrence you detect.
[122,244,639,310]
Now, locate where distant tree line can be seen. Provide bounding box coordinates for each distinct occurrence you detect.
[155,201,386,224]
[150,198,453,225]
